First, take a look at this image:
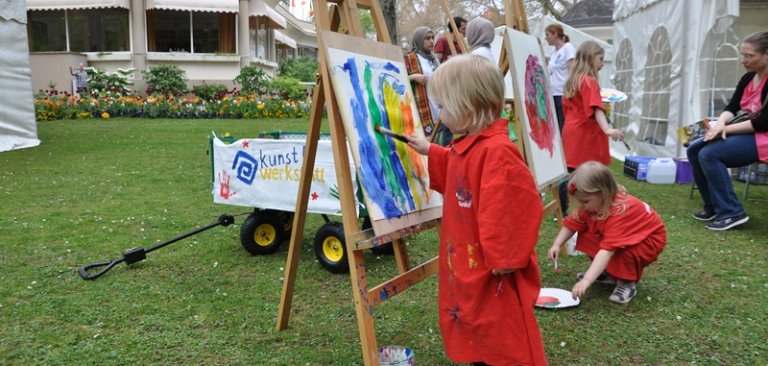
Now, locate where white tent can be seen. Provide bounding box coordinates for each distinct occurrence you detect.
[612,0,741,159]
[0,0,40,152]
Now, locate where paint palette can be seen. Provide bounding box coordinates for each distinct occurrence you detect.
[600,88,628,103]
[535,288,580,309]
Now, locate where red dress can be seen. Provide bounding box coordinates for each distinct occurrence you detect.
[563,193,667,281]
[428,119,547,365]
[562,76,609,168]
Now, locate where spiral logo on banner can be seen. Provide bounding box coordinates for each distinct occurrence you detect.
[232,151,258,185]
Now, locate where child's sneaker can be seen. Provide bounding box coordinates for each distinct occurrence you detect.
[576,271,616,285]
[566,233,582,256]
[609,280,637,304]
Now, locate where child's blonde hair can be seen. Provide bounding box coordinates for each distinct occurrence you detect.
[568,161,627,220]
[563,41,604,99]
[427,54,504,135]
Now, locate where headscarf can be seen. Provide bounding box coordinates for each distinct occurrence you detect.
[411,26,439,70]
[466,18,494,52]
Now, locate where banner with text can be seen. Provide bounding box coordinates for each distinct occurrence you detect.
[212,137,354,215]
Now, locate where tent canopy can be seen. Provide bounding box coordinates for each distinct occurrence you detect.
[0,0,40,152]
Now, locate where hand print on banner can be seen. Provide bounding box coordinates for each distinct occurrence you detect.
[218,170,237,199]
[232,150,258,185]
[524,54,556,157]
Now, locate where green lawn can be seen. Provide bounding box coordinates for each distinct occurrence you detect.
[1,118,767,365]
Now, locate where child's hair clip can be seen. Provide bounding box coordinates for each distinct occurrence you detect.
[568,183,577,195]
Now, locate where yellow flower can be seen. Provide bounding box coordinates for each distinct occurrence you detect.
[101,112,110,119]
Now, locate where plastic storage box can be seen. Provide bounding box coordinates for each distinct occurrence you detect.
[647,158,677,184]
[674,158,693,184]
[623,156,655,181]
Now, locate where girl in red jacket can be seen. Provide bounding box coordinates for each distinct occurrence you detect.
[558,41,625,217]
[406,54,547,366]
[548,161,667,304]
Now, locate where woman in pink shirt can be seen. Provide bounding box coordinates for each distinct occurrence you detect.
[687,31,768,231]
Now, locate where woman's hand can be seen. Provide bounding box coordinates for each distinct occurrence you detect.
[403,134,430,155]
[409,73,428,85]
[704,122,726,141]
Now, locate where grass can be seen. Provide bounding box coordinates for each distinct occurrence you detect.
[1,117,767,365]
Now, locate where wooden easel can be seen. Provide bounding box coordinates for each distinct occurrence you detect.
[275,1,441,365]
[437,0,469,57]
[499,0,567,225]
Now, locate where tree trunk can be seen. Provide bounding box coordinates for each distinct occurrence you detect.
[380,0,397,45]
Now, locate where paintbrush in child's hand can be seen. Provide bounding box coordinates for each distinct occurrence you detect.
[375,125,408,143]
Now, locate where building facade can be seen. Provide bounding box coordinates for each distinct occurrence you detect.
[25,0,317,93]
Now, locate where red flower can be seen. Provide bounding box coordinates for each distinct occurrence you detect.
[568,183,577,195]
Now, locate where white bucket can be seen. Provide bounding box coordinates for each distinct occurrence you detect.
[646,158,677,184]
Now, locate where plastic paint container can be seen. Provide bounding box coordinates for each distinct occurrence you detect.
[379,345,415,366]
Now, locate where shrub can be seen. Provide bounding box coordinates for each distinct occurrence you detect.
[143,64,188,96]
[278,57,319,82]
[87,67,134,96]
[270,76,306,101]
[234,66,271,96]
[193,83,229,101]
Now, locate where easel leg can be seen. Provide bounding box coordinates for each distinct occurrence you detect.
[276,80,325,331]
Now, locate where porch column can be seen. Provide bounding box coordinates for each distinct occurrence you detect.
[239,0,251,67]
[130,0,147,73]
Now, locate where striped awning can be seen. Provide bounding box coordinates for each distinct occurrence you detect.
[26,0,130,10]
[146,0,238,13]
[274,30,297,49]
[250,0,286,29]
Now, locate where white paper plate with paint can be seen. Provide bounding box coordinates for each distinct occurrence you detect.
[600,88,628,103]
[536,288,580,309]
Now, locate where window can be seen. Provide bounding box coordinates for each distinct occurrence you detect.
[699,28,740,120]
[613,38,633,130]
[147,10,236,53]
[28,9,129,53]
[638,27,672,146]
[27,10,67,52]
[69,8,129,52]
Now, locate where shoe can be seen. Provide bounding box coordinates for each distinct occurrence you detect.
[706,213,749,231]
[577,271,616,285]
[692,210,716,221]
[566,233,582,256]
[609,280,637,304]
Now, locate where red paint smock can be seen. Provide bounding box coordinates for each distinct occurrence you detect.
[562,76,610,168]
[563,193,667,281]
[427,119,547,365]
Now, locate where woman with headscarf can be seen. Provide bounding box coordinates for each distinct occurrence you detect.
[404,26,453,146]
[465,17,496,63]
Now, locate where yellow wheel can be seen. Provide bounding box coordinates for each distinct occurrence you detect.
[313,222,348,273]
[254,223,277,247]
[240,211,284,255]
[321,236,344,263]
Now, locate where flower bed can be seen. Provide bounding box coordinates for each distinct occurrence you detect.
[34,92,311,121]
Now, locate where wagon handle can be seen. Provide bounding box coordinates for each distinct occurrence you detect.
[78,214,235,280]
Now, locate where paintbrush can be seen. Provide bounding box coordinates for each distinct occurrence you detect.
[607,116,631,150]
[375,125,408,143]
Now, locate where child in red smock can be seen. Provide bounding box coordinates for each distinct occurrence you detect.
[406,54,547,366]
[557,41,626,219]
[547,161,667,304]
[561,41,625,169]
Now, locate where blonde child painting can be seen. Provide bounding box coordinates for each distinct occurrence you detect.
[548,161,666,304]
[405,54,547,366]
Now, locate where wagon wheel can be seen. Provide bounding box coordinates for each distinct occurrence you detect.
[240,210,285,255]
[313,222,349,273]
